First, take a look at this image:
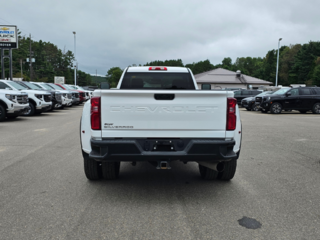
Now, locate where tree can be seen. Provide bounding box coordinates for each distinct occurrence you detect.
[222,57,232,70]
[106,67,123,87]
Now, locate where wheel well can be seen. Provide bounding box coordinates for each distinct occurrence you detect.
[0,100,8,109]
[29,98,37,106]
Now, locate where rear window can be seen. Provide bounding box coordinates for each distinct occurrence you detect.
[299,88,312,95]
[120,72,195,90]
[242,90,250,95]
[313,88,320,95]
[252,90,262,95]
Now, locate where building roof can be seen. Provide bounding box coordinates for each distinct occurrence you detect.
[194,68,272,85]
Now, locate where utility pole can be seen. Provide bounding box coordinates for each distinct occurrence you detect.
[275,38,282,87]
[73,31,76,86]
[1,49,4,79]
[20,59,23,79]
[96,69,97,77]
[29,34,33,81]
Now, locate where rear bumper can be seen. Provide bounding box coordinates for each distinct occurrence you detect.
[89,138,237,162]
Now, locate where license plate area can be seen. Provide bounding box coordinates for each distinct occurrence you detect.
[152,140,175,151]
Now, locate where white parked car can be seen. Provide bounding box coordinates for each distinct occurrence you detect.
[0,86,29,121]
[0,80,52,116]
[32,82,73,108]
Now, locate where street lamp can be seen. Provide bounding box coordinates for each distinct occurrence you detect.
[275,38,282,87]
[73,31,77,86]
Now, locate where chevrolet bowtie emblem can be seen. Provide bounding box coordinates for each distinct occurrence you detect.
[1,27,10,31]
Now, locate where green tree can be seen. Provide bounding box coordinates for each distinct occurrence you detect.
[222,57,232,70]
[106,67,123,87]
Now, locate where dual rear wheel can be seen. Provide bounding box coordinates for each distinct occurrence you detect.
[199,159,237,181]
[83,151,120,180]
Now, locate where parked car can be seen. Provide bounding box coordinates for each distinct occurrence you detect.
[67,84,92,100]
[31,82,72,109]
[260,87,320,114]
[45,83,74,107]
[241,91,274,111]
[0,80,52,116]
[0,87,29,121]
[13,81,62,111]
[54,84,84,104]
[234,89,263,105]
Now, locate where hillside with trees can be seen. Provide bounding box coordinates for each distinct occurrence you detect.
[0,31,92,86]
[104,41,320,87]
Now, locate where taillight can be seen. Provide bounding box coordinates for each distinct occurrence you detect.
[91,96,101,130]
[226,98,237,131]
[148,67,167,71]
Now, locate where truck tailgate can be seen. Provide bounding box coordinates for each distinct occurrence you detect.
[100,90,228,138]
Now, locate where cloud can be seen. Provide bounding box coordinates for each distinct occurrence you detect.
[2,0,320,75]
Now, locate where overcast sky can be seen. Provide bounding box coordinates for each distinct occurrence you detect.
[2,0,320,76]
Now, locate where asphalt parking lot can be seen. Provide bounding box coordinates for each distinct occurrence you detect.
[0,106,320,240]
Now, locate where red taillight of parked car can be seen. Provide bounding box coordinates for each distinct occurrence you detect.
[226,98,237,131]
[91,96,101,130]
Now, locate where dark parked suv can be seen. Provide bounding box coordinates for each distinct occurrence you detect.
[234,90,263,105]
[260,87,320,114]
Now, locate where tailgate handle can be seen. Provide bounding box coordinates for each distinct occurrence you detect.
[154,94,175,100]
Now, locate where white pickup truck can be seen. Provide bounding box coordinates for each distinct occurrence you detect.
[80,67,242,181]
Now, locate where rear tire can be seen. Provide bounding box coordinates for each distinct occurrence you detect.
[270,102,282,114]
[199,164,218,180]
[217,159,237,180]
[0,105,6,122]
[312,103,320,114]
[83,151,101,180]
[102,162,120,180]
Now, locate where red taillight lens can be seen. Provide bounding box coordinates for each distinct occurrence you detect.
[148,67,167,71]
[91,96,101,130]
[226,98,237,131]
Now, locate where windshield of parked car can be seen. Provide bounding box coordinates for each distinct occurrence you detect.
[273,88,290,95]
[68,85,77,89]
[256,91,273,97]
[7,81,28,90]
[22,82,43,90]
[48,84,64,90]
[62,84,72,90]
[33,83,50,90]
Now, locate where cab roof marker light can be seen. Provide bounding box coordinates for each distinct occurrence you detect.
[148,67,167,71]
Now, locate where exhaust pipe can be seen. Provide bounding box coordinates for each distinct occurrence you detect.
[197,161,225,172]
[157,161,171,170]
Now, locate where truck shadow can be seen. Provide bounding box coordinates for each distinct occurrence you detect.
[84,161,238,204]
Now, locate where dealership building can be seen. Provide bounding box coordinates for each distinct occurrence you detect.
[194,68,272,89]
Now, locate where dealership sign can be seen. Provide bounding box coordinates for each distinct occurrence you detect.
[54,76,65,84]
[0,25,18,48]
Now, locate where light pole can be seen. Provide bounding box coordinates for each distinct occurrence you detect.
[73,31,77,86]
[275,38,282,87]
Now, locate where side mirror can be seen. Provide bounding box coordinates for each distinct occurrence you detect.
[286,92,291,97]
[5,87,12,90]
[100,82,110,89]
[201,84,211,90]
